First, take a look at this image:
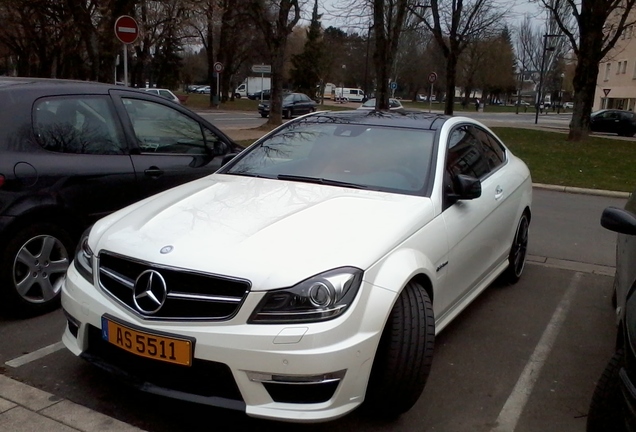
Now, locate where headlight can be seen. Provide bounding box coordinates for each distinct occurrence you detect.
[73,226,94,283]
[249,267,363,324]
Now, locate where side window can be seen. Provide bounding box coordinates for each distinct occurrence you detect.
[158,90,173,100]
[471,127,506,171]
[34,96,127,155]
[122,98,206,155]
[446,126,490,179]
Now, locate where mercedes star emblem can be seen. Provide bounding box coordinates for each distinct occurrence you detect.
[133,270,167,314]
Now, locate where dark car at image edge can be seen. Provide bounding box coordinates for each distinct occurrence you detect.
[0,77,242,317]
[590,109,636,137]
[587,188,636,431]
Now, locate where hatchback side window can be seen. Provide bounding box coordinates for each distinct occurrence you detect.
[122,98,207,155]
[34,97,126,155]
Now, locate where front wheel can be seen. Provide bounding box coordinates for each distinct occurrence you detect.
[260,112,268,118]
[234,93,241,99]
[503,213,529,284]
[587,350,627,432]
[0,223,73,317]
[283,109,291,119]
[365,281,435,418]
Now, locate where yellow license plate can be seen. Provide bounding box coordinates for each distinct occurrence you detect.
[101,315,194,366]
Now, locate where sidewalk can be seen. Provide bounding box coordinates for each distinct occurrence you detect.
[0,375,143,432]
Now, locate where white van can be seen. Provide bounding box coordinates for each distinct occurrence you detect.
[333,87,365,102]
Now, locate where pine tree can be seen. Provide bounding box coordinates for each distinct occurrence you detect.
[290,0,324,98]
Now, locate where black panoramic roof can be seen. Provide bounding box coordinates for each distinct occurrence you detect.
[300,109,451,131]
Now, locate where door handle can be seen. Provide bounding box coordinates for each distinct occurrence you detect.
[495,185,504,200]
[144,167,164,177]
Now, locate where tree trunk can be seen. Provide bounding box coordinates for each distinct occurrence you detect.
[444,52,458,115]
[567,22,604,141]
[268,46,286,126]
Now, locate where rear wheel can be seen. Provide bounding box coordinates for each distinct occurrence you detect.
[587,350,627,432]
[0,223,73,317]
[283,109,291,119]
[365,281,435,418]
[504,213,529,284]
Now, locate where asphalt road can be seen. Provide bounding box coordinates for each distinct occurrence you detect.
[0,188,627,431]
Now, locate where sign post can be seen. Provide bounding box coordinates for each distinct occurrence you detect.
[213,62,224,105]
[252,64,271,102]
[428,72,438,113]
[390,81,397,98]
[114,16,139,87]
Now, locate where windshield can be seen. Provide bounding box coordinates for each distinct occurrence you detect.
[362,99,376,108]
[222,118,435,195]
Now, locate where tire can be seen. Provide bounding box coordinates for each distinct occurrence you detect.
[587,350,627,432]
[365,281,435,418]
[503,213,529,284]
[0,223,73,317]
[283,109,291,119]
[234,93,241,99]
[260,113,268,118]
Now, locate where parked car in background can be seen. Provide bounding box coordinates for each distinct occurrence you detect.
[357,98,404,111]
[563,102,574,109]
[587,189,636,432]
[62,110,532,422]
[258,92,317,118]
[143,88,181,104]
[195,86,211,94]
[248,89,272,100]
[0,77,241,317]
[590,109,636,137]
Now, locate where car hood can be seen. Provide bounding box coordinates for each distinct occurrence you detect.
[91,175,434,291]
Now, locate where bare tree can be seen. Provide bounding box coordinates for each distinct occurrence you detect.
[246,0,301,126]
[540,0,636,140]
[411,0,510,115]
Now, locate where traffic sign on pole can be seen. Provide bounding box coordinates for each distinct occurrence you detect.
[251,64,272,74]
[213,62,224,73]
[390,81,397,90]
[114,16,139,45]
[428,72,438,84]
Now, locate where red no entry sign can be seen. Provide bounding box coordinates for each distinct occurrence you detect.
[114,16,139,44]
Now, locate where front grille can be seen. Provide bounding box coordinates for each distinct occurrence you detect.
[83,325,245,410]
[98,251,250,320]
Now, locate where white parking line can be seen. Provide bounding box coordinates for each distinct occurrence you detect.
[5,342,65,368]
[491,272,582,432]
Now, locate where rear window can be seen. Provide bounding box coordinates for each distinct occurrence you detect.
[33,97,127,155]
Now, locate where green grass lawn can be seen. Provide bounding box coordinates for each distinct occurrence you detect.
[492,128,635,192]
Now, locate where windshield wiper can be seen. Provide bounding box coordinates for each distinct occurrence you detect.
[277,174,369,189]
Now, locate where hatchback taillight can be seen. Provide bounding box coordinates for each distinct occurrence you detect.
[0,174,4,188]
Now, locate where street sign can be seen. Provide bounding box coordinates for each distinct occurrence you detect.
[213,62,224,73]
[114,16,139,45]
[603,88,611,96]
[251,64,272,74]
[390,81,397,90]
[428,72,438,84]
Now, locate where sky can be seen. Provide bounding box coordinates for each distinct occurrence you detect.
[312,0,545,32]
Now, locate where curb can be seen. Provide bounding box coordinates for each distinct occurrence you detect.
[533,183,632,199]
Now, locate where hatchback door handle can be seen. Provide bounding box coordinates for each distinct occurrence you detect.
[144,167,164,177]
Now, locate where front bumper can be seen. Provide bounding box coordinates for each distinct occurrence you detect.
[61,264,395,422]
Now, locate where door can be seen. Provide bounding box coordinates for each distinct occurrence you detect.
[112,94,231,199]
[440,125,511,311]
[32,95,137,220]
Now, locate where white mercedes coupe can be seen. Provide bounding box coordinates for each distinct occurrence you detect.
[61,110,532,423]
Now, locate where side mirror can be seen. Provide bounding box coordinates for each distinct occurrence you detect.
[449,174,482,201]
[221,152,240,166]
[601,206,636,235]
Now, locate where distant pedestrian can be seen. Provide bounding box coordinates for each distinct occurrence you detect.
[475,100,479,111]
[461,100,467,110]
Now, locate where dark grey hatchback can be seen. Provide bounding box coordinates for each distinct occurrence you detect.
[0,77,241,317]
[587,189,636,431]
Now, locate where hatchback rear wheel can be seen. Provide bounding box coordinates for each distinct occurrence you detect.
[504,213,529,284]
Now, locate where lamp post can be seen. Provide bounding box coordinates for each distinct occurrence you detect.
[557,72,564,113]
[535,34,561,124]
